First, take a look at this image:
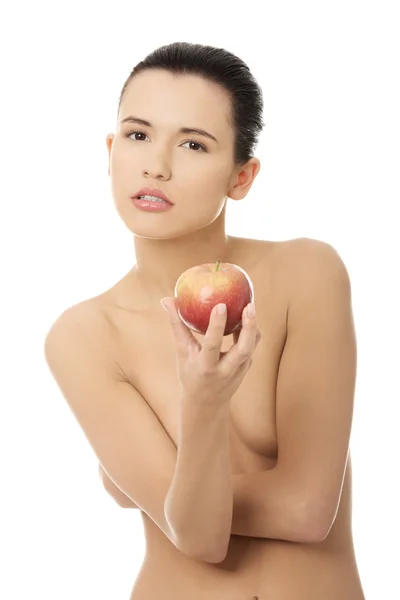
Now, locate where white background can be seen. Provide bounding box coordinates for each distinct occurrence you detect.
[1,1,399,598]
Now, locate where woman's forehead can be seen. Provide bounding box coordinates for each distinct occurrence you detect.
[121,71,233,132]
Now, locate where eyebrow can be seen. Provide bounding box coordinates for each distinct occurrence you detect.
[119,116,219,144]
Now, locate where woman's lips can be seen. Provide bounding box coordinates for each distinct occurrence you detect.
[132,197,174,212]
[132,187,172,204]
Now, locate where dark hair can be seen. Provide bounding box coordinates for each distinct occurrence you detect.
[117,42,265,166]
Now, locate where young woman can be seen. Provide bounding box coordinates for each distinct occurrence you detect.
[44,42,365,599]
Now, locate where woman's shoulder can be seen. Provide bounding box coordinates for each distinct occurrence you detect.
[234,234,325,270]
[234,236,334,301]
[235,234,323,254]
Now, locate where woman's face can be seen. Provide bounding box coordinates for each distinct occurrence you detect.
[106,69,241,240]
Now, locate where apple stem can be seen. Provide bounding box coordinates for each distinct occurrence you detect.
[216,259,221,271]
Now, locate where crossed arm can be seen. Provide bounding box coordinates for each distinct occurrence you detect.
[100,240,356,545]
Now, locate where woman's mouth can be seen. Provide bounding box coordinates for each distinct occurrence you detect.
[132,197,174,212]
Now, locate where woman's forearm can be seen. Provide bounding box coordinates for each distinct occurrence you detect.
[164,395,233,563]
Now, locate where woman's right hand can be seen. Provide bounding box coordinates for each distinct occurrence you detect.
[160,298,261,408]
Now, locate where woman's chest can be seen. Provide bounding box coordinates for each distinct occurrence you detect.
[132,336,282,470]
[114,269,289,473]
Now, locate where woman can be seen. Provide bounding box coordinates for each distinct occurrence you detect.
[44,42,365,599]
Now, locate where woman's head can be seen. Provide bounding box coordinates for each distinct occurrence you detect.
[106,42,265,240]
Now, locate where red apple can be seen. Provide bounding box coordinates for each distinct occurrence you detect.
[174,259,254,336]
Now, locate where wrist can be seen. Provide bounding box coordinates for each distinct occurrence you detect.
[179,392,231,416]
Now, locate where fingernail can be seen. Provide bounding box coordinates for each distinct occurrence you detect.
[217,303,226,315]
[247,303,255,317]
[160,299,168,312]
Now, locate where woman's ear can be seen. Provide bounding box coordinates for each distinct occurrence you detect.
[106,134,115,176]
[228,157,261,201]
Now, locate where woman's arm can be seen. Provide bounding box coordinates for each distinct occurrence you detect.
[99,463,140,509]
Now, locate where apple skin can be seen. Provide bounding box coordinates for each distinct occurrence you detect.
[174,260,254,336]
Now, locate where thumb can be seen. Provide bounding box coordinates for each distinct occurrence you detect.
[160,296,196,348]
[160,297,175,314]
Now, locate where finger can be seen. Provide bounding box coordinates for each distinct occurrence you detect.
[220,304,260,371]
[200,303,227,372]
[161,297,200,355]
[232,324,242,346]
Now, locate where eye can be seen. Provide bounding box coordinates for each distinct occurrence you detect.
[125,130,149,142]
[124,130,207,152]
[181,139,207,152]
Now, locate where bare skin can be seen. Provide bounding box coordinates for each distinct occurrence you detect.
[47,67,367,597]
[95,236,365,600]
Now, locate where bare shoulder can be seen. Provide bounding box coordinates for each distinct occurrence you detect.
[239,235,336,276]
[283,237,350,278]
[239,235,330,264]
[45,298,108,340]
[266,236,347,274]
[268,235,337,257]
[246,236,349,303]
[277,237,352,315]
[43,297,124,380]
